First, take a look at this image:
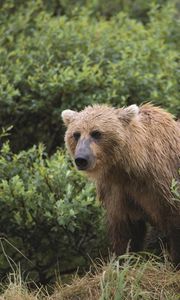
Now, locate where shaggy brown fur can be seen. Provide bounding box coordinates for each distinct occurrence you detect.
[62,103,180,268]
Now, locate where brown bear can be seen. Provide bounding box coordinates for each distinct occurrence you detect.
[61,103,180,268]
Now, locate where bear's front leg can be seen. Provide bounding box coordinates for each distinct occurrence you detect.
[108,218,147,256]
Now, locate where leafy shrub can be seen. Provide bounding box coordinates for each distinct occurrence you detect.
[0,1,179,152]
[171,170,180,203]
[0,0,169,20]
[0,142,106,284]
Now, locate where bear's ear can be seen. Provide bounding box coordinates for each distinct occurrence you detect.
[61,109,78,126]
[117,104,139,123]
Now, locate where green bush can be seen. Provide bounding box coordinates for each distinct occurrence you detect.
[0,1,179,152]
[171,169,180,203]
[0,0,169,20]
[0,142,106,284]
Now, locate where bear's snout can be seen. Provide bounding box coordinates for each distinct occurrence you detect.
[75,156,89,170]
[74,138,95,171]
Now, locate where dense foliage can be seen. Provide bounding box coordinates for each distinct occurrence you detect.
[0,1,179,152]
[0,142,106,284]
[171,169,180,203]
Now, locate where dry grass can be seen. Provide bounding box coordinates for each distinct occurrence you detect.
[0,254,180,300]
[98,255,180,300]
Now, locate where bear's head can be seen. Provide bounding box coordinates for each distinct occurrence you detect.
[61,104,139,176]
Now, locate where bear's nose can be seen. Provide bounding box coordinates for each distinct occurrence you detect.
[75,157,88,170]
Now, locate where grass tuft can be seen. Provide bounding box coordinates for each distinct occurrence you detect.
[0,254,180,300]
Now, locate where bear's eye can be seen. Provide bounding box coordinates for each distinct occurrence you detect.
[91,130,102,140]
[73,132,81,141]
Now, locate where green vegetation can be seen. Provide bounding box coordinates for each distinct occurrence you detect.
[0,0,179,298]
[171,169,180,203]
[0,142,106,284]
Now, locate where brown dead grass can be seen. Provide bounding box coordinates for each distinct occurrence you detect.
[0,284,38,300]
[50,255,180,300]
[50,272,101,300]
[0,255,180,300]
